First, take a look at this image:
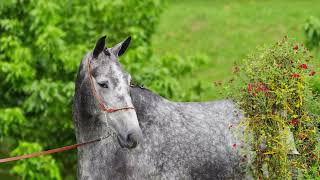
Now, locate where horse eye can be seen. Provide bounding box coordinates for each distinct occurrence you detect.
[97,81,109,88]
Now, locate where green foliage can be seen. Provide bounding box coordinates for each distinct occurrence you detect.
[304,16,320,97]
[10,141,61,180]
[304,16,320,52]
[0,108,26,138]
[233,37,319,179]
[310,76,320,93]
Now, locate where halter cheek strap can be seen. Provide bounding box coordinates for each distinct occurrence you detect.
[87,56,135,113]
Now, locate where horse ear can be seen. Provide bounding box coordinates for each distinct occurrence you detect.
[111,36,131,57]
[93,36,106,58]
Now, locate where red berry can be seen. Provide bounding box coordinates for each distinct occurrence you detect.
[289,119,299,126]
[309,71,316,76]
[299,64,308,69]
[290,73,300,78]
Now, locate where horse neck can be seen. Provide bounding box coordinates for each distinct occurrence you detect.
[130,87,174,127]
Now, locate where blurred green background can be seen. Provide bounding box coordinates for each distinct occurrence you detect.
[0,0,319,179]
[152,0,320,100]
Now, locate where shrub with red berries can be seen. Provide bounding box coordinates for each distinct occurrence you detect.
[232,37,320,179]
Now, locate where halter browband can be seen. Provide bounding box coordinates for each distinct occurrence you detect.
[87,55,135,113]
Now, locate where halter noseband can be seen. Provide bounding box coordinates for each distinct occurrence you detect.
[87,55,135,113]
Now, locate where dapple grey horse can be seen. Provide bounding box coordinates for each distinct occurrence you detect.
[73,36,245,180]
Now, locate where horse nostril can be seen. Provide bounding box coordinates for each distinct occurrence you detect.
[127,133,139,149]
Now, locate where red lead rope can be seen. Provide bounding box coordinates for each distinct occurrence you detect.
[0,134,111,163]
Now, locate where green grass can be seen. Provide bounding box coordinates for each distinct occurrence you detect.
[151,0,320,100]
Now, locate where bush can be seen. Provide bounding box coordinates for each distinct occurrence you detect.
[232,37,319,179]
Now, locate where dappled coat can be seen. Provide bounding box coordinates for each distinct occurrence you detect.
[75,86,246,179]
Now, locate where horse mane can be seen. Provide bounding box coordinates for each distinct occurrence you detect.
[130,85,162,97]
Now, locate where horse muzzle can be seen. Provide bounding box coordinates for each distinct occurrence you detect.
[117,132,142,149]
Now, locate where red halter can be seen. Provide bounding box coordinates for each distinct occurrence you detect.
[87,56,135,113]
